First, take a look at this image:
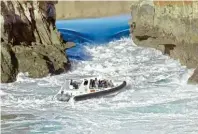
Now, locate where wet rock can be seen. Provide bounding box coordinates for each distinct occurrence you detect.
[188,67,198,84]
[1,1,74,83]
[130,1,198,84]
[1,43,18,83]
[11,42,73,78]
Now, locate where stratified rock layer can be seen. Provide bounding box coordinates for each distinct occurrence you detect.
[1,1,74,83]
[130,0,198,84]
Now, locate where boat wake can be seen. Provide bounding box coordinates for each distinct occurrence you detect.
[1,37,198,134]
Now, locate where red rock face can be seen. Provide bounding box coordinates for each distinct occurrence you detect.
[154,1,193,6]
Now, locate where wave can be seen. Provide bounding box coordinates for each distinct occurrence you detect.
[56,14,131,60]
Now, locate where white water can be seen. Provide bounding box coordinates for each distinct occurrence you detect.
[1,38,198,134]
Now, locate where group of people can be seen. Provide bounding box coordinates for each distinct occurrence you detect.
[69,78,114,90]
[89,78,114,89]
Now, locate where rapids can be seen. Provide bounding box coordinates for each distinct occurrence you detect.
[1,38,198,134]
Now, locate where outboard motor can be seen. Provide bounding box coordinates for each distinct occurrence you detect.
[56,91,71,102]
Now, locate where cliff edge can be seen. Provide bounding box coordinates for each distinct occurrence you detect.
[130,0,198,84]
[1,1,74,83]
[55,1,131,19]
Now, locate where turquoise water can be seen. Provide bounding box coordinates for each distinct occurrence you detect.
[56,14,131,60]
[1,38,198,134]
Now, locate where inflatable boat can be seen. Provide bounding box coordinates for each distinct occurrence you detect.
[55,78,126,102]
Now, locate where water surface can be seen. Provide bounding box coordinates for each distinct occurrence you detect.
[1,38,198,134]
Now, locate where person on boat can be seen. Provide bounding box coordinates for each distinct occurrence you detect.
[90,79,93,89]
[70,79,73,85]
[91,79,95,88]
[94,78,98,88]
[98,80,101,88]
[84,79,88,85]
[69,79,78,89]
[109,80,114,87]
[73,83,78,89]
[104,81,108,88]
[101,80,105,88]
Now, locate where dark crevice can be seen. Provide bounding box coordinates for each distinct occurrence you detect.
[41,54,66,75]
[28,2,42,44]
[42,55,55,74]
[162,44,176,55]
[63,61,71,72]
[9,48,19,80]
[54,68,65,75]
[1,46,18,82]
[135,35,156,41]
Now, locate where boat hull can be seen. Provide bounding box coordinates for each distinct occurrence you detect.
[73,81,126,101]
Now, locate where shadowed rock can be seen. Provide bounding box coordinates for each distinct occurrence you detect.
[188,68,198,84]
[1,1,74,83]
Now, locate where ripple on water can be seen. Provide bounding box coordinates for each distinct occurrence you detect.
[1,37,198,134]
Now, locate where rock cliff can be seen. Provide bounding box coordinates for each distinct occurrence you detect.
[130,0,198,84]
[1,1,74,83]
[55,1,131,19]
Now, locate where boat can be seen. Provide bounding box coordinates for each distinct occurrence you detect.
[55,78,127,102]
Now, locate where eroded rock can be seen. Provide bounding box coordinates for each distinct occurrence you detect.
[1,1,73,83]
[130,1,198,84]
[188,68,198,84]
[1,43,18,83]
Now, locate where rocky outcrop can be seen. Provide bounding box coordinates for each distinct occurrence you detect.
[1,44,18,82]
[130,0,198,84]
[188,68,198,84]
[11,42,73,79]
[1,1,74,83]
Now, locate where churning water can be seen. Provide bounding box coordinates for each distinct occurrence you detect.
[1,38,198,134]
